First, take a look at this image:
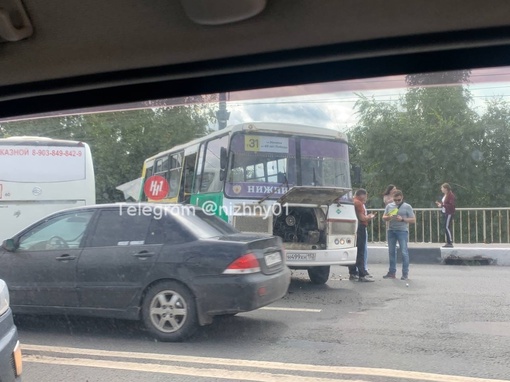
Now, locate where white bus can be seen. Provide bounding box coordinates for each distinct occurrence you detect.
[0,136,95,241]
[140,123,357,284]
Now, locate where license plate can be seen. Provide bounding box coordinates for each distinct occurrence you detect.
[265,252,282,266]
[286,253,316,261]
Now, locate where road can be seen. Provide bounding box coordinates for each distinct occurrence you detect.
[16,263,510,382]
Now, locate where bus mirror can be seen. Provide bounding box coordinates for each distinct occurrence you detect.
[219,147,228,181]
[2,239,17,252]
[220,147,228,170]
[351,165,362,186]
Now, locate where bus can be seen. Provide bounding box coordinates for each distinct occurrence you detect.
[140,122,357,284]
[0,136,95,241]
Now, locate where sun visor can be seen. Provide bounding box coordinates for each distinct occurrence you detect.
[277,186,350,206]
[0,0,33,42]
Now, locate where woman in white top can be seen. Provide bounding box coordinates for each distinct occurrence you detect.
[383,184,397,244]
[383,184,397,206]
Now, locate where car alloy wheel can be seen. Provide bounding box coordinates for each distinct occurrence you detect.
[142,281,197,341]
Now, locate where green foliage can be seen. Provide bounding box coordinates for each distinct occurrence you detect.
[405,70,471,86]
[1,106,213,203]
[349,76,510,208]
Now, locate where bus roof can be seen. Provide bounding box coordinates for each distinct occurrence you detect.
[0,136,88,147]
[145,122,348,162]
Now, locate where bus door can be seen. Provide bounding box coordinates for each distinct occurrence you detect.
[178,145,198,203]
[189,135,229,220]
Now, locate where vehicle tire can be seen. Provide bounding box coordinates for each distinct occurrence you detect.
[141,281,198,342]
[307,266,330,284]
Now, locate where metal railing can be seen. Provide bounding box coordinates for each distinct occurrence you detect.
[367,207,510,244]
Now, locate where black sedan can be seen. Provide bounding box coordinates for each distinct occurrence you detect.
[0,203,290,341]
[0,279,22,381]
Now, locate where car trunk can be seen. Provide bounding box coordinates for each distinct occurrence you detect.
[217,234,285,275]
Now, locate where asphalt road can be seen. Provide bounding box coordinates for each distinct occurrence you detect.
[16,263,510,382]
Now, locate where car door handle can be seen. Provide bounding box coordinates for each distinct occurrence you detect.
[55,254,76,261]
[133,251,155,259]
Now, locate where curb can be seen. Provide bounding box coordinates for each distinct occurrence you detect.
[367,245,510,266]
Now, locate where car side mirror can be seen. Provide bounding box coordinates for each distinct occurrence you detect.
[2,238,18,252]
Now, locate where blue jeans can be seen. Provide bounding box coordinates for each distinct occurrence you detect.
[387,230,409,276]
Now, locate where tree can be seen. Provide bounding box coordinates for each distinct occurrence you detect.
[348,70,496,208]
[476,98,510,206]
[405,70,471,86]
[1,105,214,203]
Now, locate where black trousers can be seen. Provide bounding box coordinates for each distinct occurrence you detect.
[443,213,454,244]
[349,225,368,277]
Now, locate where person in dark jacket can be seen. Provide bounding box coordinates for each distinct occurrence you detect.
[435,183,456,247]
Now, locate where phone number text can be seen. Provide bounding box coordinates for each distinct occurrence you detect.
[31,149,83,157]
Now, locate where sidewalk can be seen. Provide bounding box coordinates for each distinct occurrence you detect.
[367,243,510,265]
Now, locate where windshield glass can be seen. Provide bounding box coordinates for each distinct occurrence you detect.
[226,134,350,199]
[175,209,239,238]
[3,66,510,382]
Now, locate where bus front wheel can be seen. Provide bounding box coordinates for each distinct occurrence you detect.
[307,266,330,284]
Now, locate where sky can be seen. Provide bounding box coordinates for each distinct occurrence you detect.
[210,66,510,132]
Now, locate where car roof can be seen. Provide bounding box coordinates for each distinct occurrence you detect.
[50,203,202,213]
[2,0,510,118]
[145,121,347,161]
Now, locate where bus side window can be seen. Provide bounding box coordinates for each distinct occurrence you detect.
[193,135,228,194]
[167,169,180,198]
[194,144,207,194]
[165,153,182,199]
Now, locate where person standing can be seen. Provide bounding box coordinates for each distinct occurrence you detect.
[435,183,456,248]
[382,184,397,246]
[348,189,376,282]
[382,190,415,280]
[383,184,397,206]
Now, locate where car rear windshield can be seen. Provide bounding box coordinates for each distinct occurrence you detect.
[176,210,238,238]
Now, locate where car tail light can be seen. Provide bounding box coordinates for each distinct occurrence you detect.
[223,253,261,274]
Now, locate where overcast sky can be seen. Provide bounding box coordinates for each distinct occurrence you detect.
[210,66,510,132]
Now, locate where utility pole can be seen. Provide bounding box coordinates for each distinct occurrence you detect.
[216,92,230,130]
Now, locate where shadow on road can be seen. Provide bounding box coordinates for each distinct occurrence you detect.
[191,315,287,343]
[15,314,152,341]
[15,313,287,344]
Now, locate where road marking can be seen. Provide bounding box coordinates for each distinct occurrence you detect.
[260,306,322,312]
[23,344,508,382]
[24,355,367,382]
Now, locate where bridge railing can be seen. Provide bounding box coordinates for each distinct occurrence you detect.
[366,207,510,244]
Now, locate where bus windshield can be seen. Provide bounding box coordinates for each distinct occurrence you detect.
[226,133,350,199]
